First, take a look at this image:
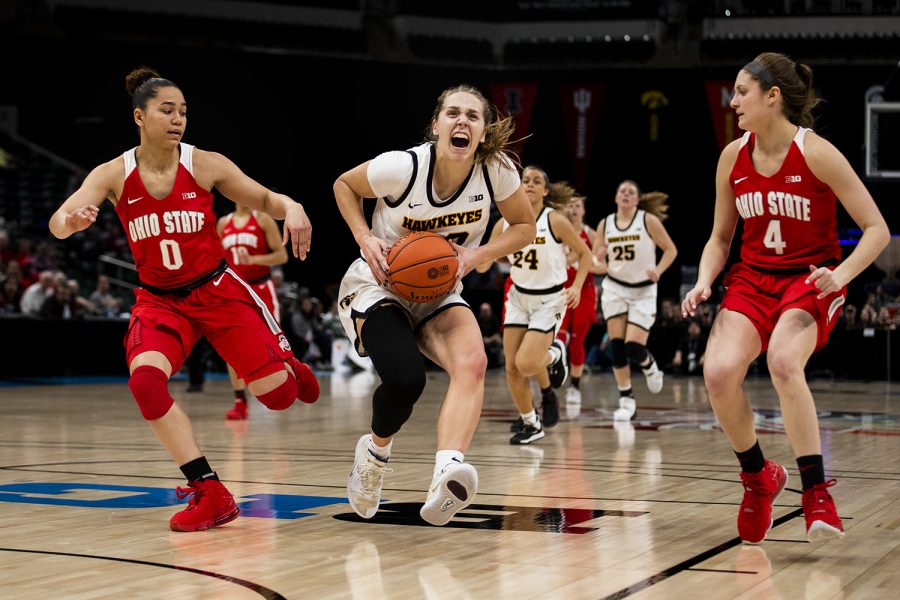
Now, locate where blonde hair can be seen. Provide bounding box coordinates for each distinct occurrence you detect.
[426,84,520,169]
[621,179,670,221]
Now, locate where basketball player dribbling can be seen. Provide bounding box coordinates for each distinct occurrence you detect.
[682,52,889,543]
[477,168,592,445]
[49,67,320,532]
[218,203,288,420]
[594,181,678,420]
[333,84,535,525]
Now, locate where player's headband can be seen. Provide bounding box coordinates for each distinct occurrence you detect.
[742,61,775,87]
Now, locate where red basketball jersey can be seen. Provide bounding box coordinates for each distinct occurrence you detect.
[729,128,841,270]
[564,226,595,292]
[115,144,224,288]
[221,211,271,282]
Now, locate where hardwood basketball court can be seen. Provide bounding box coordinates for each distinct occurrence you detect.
[0,369,897,599]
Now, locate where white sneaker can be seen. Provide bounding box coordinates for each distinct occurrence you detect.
[347,434,392,519]
[420,461,478,526]
[565,386,582,404]
[643,361,663,394]
[613,396,636,421]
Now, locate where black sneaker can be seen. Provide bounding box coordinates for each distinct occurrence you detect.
[509,419,545,445]
[541,391,560,428]
[510,417,526,433]
[547,340,569,388]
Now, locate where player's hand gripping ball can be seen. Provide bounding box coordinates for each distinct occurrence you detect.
[386,232,459,303]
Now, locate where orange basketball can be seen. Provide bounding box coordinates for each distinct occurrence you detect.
[387,231,459,303]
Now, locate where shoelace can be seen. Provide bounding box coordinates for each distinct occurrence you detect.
[804,479,837,508]
[175,484,204,509]
[358,460,392,493]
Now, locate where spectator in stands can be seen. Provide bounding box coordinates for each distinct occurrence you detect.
[672,320,707,375]
[13,238,36,286]
[476,302,503,369]
[840,304,858,329]
[39,278,80,320]
[860,294,878,326]
[19,270,55,315]
[0,229,13,265]
[48,66,318,533]
[67,278,98,315]
[33,241,59,273]
[1,277,24,313]
[88,274,123,317]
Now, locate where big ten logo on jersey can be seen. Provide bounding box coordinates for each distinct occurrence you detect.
[182,191,197,200]
[468,193,484,203]
[127,210,206,242]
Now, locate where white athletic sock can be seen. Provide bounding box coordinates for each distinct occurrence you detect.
[435,450,464,473]
[521,409,538,426]
[368,436,392,461]
[548,345,561,364]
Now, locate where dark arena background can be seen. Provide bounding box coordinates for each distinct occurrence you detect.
[1,2,899,599]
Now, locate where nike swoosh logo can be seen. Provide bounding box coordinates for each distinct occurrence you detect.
[733,176,749,185]
[408,203,422,209]
[127,196,144,204]
[213,274,225,286]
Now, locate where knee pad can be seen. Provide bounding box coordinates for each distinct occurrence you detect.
[129,365,174,420]
[625,341,649,366]
[362,305,427,437]
[256,374,298,411]
[610,338,627,369]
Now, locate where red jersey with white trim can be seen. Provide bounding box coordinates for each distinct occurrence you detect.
[565,225,594,288]
[729,128,841,270]
[115,143,224,288]
[221,211,271,282]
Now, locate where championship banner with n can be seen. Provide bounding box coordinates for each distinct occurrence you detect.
[705,80,740,151]
[490,83,537,158]
[560,84,604,190]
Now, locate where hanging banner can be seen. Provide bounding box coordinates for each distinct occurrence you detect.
[639,89,669,143]
[705,80,740,151]
[490,83,537,158]
[560,84,604,190]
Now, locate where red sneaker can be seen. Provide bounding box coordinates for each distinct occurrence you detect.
[737,459,788,544]
[169,479,240,532]
[225,400,248,420]
[802,479,844,542]
[288,358,320,404]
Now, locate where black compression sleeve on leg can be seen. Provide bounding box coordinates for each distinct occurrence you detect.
[361,305,427,438]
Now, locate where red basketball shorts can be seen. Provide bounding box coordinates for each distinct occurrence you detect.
[720,262,845,353]
[558,286,597,365]
[125,268,292,378]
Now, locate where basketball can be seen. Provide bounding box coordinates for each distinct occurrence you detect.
[386,231,459,303]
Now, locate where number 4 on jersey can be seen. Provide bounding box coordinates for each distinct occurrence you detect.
[763,220,786,255]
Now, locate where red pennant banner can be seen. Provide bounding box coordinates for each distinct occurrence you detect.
[490,83,537,158]
[705,80,740,151]
[560,84,605,190]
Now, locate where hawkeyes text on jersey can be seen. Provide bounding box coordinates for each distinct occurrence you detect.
[603,209,657,286]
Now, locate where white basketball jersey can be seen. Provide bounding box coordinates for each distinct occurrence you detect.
[369,142,519,249]
[506,206,567,290]
[603,209,656,286]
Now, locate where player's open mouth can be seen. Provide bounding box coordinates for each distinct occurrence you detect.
[451,134,469,148]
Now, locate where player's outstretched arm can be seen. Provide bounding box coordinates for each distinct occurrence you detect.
[50,160,120,239]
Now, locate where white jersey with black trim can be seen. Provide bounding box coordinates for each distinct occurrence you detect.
[505,206,567,290]
[366,142,521,249]
[603,209,656,286]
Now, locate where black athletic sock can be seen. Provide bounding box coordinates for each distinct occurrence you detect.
[233,389,246,401]
[180,457,218,482]
[797,455,826,490]
[571,376,580,390]
[618,386,633,398]
[735,441,765,474]
[541,386,553,399]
